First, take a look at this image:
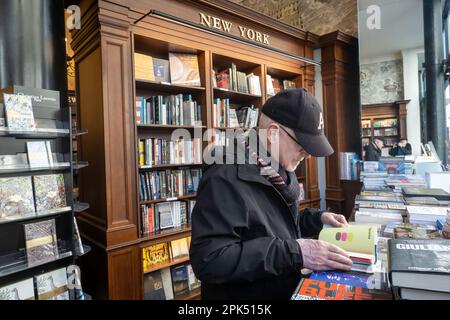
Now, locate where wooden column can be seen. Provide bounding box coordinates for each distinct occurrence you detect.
[71,0,140,299]
[319,31,361,215]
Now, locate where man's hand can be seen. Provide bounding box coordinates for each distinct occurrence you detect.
[297,238,353,271]
[321,212,349,228]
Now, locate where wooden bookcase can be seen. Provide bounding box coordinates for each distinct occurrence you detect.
[71,0,321,300]
[361,101,410,148]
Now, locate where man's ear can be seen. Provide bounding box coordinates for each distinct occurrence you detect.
[267,123,280,145]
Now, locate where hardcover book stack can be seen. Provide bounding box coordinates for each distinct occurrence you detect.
[354,191,406,225]
[388,238,450,299]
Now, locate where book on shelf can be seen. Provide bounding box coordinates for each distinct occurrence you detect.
[35,267,70,300]
[266,74,275,97]
[2,93,36,131]
[246,73,261,96]
[282,80,296,90]
[139,168,201,202]
[170,237,190,260]
[373,118,397,128]
[318,226,377,273]
[187,264,201,291]
[171,264,189,297]
[134,52,155,82]
[169,53,201,87]
[291,278,392,300]
[142,242,171,273]
[24,218,59,267]
[138,137,202,166]
[153,58,170,83]
[0,176,35,221]
[235,105,259,129]
[388,238,450,295]
[214,65,260,95]
[211,69,218,88]
[143,269,166,300]
[228,109,239,128]
[0,278,35,300]
[154,201,189,231]
[0,86,60,108]
[27,141,52,168]
[136,95,202,126]
[161,267,175,300]
[33,174,67,212]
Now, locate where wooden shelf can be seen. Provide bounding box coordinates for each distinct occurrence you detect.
[213,87,261,103]
[140,224,192,244]
[143,256,190,274]
[137,124,206,130]
[140,194,197,205]
[139,163,202,170]
[136,80,205,94]
[176,287,201,300]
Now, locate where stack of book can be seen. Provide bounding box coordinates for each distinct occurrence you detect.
[406,205,448,225]
[214,64,261,95]
[212,100,258,129]
[388,238,450,299]
[139,168,202,201]
[135,95,202,126]
[291,270,392,300]
[385,175,427,193]
[360,171,389,191]
[354,191,406,225]
[139,137,202,166]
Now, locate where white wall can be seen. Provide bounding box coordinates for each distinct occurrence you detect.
[402,48,424,156]
[314,49,327,211]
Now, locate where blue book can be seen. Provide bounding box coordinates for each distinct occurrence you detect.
[309,271,371,289]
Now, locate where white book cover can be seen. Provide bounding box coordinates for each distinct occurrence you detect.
[3,94,36,131]
[27,141,50,168]
[35,268,69,300]
[187,264,201,291]
[161,267,174,300]
[0,278,35,300]
[229,109,239,128]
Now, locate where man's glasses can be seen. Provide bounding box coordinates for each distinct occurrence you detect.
[279,126,310,157]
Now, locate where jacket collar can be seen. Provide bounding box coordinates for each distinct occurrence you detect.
[237,163,273,187]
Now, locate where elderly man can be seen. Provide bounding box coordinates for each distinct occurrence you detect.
[189,89,352,300]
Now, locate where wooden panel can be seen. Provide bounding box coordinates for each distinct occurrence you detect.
[78,47,108,230]
[319,32,360,216]
[108,246,141,299]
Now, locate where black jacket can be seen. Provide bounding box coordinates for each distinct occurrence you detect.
[364,142,382,161]
[388,144,412,156]
[189,162,324,300]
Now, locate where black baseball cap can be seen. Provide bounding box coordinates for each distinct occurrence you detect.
[261,88,334,157]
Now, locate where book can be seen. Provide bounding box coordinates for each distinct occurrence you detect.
[142,242,171,272]
[156,202,174,230]
[283,80,296,90]
[27,141,50,167]
[134,52,155,81]
[319,226,377,271]
[406,205,448,224]
[153,58,170,83]
[266,74,275,96]
[403,187,450,201]
[33,174,67,212]
[187,264,201,291]
[171,264,189,296]
[0,176,35,220]
[2,93,36,131]
[35,268,70,300]
[161,267,174,300]
[291,278,392,300]
[399,287,450,300]
[24,219,59,267]
[0,278,35,300]
[309,271,372,289]
[272,77,282,95]
[144,270,166,300]
[393,223,441,240]
[228,109,239,128]
[170,237,189,260]
[169,53,201,86]
[73,217,85,255]
[388,238,450,292]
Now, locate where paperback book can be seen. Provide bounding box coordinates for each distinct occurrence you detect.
[3,93,36,131]
[24,219,59,267]
[0,278,35,300]
[33,174,67,212]
[169,53,201,86]
[35,268,70,300]
[0,176,35,221]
